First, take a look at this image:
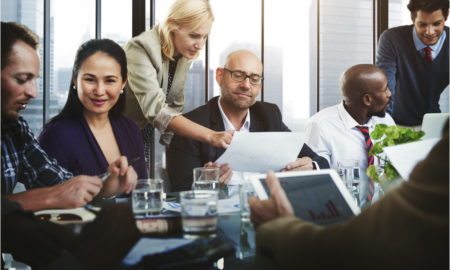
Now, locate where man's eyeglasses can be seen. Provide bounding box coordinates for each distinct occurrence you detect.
[223,68,263,85]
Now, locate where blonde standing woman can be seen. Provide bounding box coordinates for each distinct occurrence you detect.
[124,0,233,174]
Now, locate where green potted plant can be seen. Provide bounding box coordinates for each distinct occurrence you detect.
[366,124,425,190]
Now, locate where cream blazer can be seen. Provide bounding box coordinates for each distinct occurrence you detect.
[123,25,192,141]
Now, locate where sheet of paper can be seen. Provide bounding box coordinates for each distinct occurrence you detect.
[216,132,304,173]
[122,238,194,265]
[228,171,260,186]
[383,138,440,180]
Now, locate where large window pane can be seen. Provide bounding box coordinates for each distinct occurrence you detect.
[1,0,44,135]
[102,0,132,45]
[209,0,262,98]
[319,0,373,110]
[388,0,449,113]
[265,0,316,131]
[51,0,95,123]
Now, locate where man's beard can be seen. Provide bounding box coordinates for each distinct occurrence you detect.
[371,109,386,118]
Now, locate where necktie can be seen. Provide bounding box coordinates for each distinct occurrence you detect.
[355,126,375,202]
[424,47,432,62]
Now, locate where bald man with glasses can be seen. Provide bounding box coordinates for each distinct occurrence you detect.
[167,50,329,192]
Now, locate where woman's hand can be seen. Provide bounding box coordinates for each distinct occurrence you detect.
[101,156,138,197]
[208,130,234,148]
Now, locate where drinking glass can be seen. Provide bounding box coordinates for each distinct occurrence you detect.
[337,159,361,206]
[192,167,220,191]
[239,178,255,222]
[132,179,163,216]
[180,190,218,236]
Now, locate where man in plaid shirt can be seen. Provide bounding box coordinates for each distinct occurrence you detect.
[1,22,137,211]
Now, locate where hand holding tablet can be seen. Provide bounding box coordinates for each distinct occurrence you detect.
[250,169,360,226]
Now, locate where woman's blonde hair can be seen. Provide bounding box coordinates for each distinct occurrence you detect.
[158,0,214,61]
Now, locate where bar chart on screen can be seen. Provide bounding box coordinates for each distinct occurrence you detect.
[307,200,341,221]
[287,178,356,226]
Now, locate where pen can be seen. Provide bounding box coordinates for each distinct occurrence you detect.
[98,157,141,181]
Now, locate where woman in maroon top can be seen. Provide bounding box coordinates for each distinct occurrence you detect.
[39,39,147,181]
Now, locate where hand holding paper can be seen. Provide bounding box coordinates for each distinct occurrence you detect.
[215,132,304,173]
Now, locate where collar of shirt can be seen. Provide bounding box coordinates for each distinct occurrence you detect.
[337,101,376,131]
[217,97,251,132]
[412,26,446,59]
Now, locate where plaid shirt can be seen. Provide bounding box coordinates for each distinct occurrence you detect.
[1,117,72,194]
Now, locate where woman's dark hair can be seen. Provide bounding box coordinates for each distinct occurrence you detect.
[408,0,449,21]
[48,38,127,124]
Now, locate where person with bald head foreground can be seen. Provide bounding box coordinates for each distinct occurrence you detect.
[167,50,329,191]
[305,64,395,206]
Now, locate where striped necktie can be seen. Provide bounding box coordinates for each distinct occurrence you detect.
[424,47,432,62]
[355,126,375,202]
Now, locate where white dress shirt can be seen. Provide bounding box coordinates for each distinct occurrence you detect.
[305,102,396,205]
[218,97,256,185]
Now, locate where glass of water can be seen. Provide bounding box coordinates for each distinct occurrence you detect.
[192,167,220,191]
[337,159,361,206]
[180,190,218,236]
[239,178,255,222]
[132,179,163,216]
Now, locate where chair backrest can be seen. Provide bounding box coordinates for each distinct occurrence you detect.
[421,113,449,139]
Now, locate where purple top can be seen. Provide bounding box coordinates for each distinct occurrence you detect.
[38,115,147,179]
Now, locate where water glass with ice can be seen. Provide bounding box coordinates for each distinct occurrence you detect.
[132,179,163,216]
[337,159,361,206]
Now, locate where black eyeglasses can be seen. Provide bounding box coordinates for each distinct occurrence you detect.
[223,68,263,85]
[36,213,82,221]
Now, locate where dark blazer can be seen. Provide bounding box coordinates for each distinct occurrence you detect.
[167,96,329,192]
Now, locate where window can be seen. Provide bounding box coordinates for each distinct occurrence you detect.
[50,0,96,125]
[1,0,44,135]
[265,0,316,131]
[319,0,373,111]
[101,0,132,45]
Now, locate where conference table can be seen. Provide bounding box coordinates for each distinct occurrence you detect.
[89,186,274,270]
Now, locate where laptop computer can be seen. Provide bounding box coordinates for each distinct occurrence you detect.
[250,169,360,226]
[421,113,449,140]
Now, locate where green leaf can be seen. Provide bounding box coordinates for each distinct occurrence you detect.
[366,165,380,182]
[384,162,400,181]
[369,142,384,156]
[385,126,400,139]
[371,124,387,140]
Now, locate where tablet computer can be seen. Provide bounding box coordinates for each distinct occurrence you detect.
[250,169,360,226]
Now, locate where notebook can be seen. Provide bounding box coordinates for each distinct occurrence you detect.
[250,169,360,226]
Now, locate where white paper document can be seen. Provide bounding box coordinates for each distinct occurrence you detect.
[215,132,304,173]
[383,138,440,180]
